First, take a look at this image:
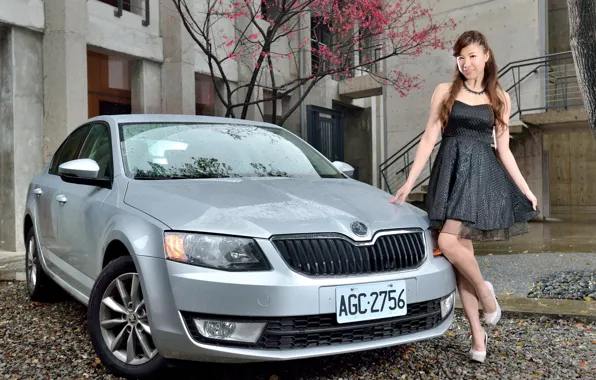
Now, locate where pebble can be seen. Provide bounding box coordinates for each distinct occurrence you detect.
[527,270,596,300]
[0,281,594,379]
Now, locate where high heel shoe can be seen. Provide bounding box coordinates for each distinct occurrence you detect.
[469,331,488,363]
[483,281,501,326]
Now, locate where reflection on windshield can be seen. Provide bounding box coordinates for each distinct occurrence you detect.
[120,123,345,180]
[133,158,290,179]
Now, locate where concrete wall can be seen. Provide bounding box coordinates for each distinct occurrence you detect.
[384,0,545,158]
[509,130,546,218]
[191,0,239,82]
[548,0,570,53]
[43,0,89,161]
[160,0,195,114]
[0,0,44,31]
[131,59,162,113]
[87,0,163,62]
[0,27,45,252]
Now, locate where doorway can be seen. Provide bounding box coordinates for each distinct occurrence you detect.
[307,105,344,162]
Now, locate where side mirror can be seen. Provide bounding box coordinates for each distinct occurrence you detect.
[59,159,100,179]
[332,161,355,178]
[58,159,111,188]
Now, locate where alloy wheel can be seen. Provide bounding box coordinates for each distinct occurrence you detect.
[26,235,37,293]
[98,273,157,365]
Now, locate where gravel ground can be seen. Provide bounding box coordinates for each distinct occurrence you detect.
[527,270,596,301]
[477,252,596,297]
[1,281,594,379]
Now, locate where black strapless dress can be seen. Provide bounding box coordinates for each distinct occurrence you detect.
[425,100,540,241]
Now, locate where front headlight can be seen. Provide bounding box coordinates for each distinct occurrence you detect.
[164,232,271,271]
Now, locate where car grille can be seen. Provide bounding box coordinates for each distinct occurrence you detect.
[181,298,443,350]
[270,231,427,276]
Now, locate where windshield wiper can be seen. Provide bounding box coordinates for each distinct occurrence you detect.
[134,175,189,180]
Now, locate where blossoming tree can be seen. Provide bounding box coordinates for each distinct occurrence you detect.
[172,0,456,125]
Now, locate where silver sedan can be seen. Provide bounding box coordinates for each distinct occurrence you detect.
[23,114,456,379]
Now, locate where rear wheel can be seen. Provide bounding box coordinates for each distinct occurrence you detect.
[87,255,167,379]
[25,227,61,301]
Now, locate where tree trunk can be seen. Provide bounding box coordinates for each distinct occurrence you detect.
[567,0,596,138]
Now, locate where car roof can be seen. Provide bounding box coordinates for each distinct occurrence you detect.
[86,114,282,129]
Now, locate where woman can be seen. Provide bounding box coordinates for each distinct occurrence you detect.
[389,30,540,363]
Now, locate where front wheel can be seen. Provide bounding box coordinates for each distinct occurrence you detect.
[87,255,167,379]
[25,227,62,301]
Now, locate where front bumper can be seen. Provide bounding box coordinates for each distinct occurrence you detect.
[135,236,457,363]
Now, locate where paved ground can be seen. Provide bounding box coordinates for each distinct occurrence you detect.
[0,282,593,379]
[0,257,25,282]
[477,252,596,297]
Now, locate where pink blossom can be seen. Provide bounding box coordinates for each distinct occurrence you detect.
[182,0,455,100]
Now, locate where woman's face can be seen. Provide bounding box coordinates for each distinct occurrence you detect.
[456,43,489,81]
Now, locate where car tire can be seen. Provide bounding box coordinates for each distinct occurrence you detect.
[25,227,62,302]
[87,255,167,379]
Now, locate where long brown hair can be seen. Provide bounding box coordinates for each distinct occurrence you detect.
[439,31,507,135]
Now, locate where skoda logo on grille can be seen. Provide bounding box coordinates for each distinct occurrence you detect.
[350,221,368,236]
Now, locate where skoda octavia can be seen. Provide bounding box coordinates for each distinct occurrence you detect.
[23,114,456,378]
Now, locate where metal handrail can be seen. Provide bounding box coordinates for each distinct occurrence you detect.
[379,50,579,195]
[497,50,572,75]
[109,0,150,26]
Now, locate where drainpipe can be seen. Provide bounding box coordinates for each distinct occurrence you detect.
[299,47,305,138]
[299,13,306,139]
[381,55,388,191]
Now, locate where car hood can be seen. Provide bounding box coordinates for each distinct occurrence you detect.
[123,178,429,239]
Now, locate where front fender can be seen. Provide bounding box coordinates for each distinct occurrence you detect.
[98,207,170,275]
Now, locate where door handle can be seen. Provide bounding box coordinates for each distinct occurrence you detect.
[33,188,43,196]
[56,195,67,204]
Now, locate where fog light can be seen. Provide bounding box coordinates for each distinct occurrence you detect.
[204,321,236,338]
[441,291,455,319]
[194,319,266,343]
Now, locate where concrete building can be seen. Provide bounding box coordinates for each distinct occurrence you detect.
[0,0,591,253]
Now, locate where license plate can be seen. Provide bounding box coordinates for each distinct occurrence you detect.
[335,280,407,324]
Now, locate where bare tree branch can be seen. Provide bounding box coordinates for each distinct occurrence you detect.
[172,0,455,125]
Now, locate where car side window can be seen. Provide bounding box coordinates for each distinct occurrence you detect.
[78,123,113,179]
[49,125,92,175]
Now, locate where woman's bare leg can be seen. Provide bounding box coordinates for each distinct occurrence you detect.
[438,220,496,315]
[454,262,485,351]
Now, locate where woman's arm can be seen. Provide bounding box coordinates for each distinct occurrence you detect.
[390,83,449,204]
[495,91,538,210]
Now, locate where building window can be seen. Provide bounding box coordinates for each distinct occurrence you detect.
[98,0,131,13]
[87,50,132,118]
[98,0,146,19]
[311,16,331,74]
[195,73,216,116]
[261,1,282,21]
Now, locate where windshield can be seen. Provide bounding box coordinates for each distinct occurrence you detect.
[119,123,346,179]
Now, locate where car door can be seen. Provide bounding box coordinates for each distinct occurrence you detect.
[54,122,114,296]
[35,125,92,275]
